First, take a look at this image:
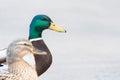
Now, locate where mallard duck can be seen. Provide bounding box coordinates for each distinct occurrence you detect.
[0,15,66,76]
[0,39,46,80]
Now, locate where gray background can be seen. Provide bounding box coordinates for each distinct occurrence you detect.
[0,0,120,80]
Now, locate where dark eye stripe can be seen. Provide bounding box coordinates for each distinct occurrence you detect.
[24,43,32,47]
[17,43,32,48]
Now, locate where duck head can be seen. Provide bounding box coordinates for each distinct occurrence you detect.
[29,15,66,39]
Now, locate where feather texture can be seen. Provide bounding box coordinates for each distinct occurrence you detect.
[0,39,39,80]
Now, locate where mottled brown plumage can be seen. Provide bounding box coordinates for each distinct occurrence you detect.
[0,39,47,80]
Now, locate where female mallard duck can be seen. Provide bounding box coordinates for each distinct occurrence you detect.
[0,39,46,80]
[0,15,66,76]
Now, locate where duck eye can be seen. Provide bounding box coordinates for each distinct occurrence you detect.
[23,43,28,46]
[41,18,47,21]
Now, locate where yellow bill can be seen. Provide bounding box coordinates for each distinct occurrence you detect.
[49,22,66,33]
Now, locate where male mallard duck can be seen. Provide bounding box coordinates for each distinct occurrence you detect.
[0,39,46,80]
[29,15,66,76]
[0,15,66,76]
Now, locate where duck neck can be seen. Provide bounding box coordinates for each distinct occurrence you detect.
[7,57,22,65]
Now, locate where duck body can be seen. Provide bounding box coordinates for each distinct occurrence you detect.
[5,59,38,80]
[0,39,42,80]
[28,15,66,76]
[0,61,38,80]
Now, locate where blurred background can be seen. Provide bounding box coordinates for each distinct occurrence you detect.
[0,0,120,80]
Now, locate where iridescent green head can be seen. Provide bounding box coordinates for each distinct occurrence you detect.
[29,15,66,39]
